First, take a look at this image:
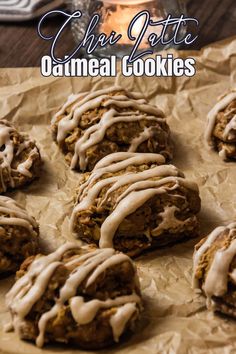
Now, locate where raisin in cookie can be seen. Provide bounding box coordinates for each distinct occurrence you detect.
[51,86,173,171]
[6,243,142,349]
[71,152,201,257]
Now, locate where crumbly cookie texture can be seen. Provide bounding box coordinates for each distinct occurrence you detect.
[0,196,39,274]
[71,152,201,257]
[6,243,142,349]
[0,119,42,193]
[205,89,236,160]
[51,86,173,172]
[193,222,236,317]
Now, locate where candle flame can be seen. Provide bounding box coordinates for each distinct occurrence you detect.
[101,5,148,46]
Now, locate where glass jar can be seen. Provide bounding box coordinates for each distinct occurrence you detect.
[68,0,187,59]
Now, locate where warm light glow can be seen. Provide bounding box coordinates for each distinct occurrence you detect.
[101,1,163,47]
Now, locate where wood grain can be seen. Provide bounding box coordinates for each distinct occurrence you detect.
[0,0,235,67]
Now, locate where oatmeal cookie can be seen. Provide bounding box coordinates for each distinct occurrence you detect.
[6,243,142,349]
[51,86,173,171]
[193,222,236,318]
[0,196,39,274]
[206,89,236,160]
[0,119,41,193]
[71,152,201,257]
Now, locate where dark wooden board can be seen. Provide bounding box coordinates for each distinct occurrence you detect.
[0,0,235,67]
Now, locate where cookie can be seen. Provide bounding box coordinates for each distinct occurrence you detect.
[0,119,41,192]
[71,152,201,257]
[206,89,236,160]
[6,243,142,349]
[51,86,173,171]
[0,196,39,274]
[193,222,236,317]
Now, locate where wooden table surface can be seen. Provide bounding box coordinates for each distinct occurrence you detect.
[0,0,235,68]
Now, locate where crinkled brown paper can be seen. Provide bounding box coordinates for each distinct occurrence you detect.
[0,36,236,354]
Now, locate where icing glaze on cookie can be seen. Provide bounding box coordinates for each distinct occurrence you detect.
[193,223,236,308]
[52,87,168,171]
[0,196,37,235]
[205,90,236,158]
[6,243,141,347]
[0,120,38,192]
[71,152,199,248]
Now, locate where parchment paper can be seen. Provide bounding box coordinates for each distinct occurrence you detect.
[0,36,236,354]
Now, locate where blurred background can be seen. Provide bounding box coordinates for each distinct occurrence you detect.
[0,0,235,67]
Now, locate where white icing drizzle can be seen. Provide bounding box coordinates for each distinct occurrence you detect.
[0,120,38,191]
[193,222,236,307]
[205,90,236,157]
[16,147,38,178]
[0,196,37,234]
[100,188,171,249]
[110,303,137,342]
[78,152,165,200]
[6,242,141,348]
[52,86,166,171]
[204,238,236,298]
[70,295,138,337]
[128,127,156,152]
[93,151,165,170]
[223,114,236,140]
[71,152,199,248]
[219,147,228,160]
[151,205,192,237]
